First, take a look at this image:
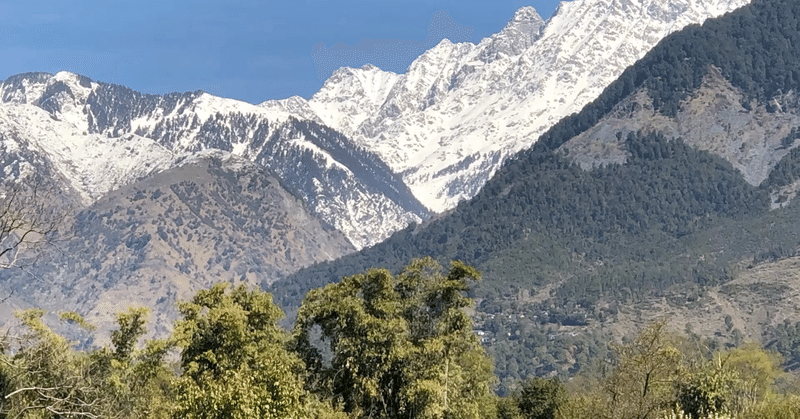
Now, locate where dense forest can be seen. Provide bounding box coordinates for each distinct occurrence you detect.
[273,132,767,307]
[275,0,800,306]
[274,131,800,387]
[2,262,799,419]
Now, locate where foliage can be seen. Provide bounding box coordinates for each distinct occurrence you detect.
[101,308,175,419]
[534,0,800,152]
[0,309,104,418]
[496,396,524,419]
[274,130,775,387]
[675,364,735,419]
[671,342,792,419]
[292,257,496,419]
[515,377,567,419]
[0,308,172,419]
[266,2,800,387]
[172,283,312,419]
[555,322,795,419]
[719,342,784,415]
[276,131,767,309]
[110,307,148,361]
[0,285,349,419]
[270,0,800,309]
[764,146,800,190]
[766,320,800,370]
[600,322,684,419]
[0,284,798,419]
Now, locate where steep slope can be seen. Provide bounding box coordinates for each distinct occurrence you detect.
[271,0,800,384]
[0,155,354,337]
[0,72,428,248]
[261,0,750,212]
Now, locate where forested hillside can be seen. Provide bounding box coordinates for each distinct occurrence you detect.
[533,0,800,154]
[275,132,765,305]
[270,0,800,388]
[3,273,799,419]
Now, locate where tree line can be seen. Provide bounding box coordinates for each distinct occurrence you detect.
[1,258,799,419]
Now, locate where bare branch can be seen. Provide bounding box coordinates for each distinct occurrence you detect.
[45,406,99,419]
[5,386,61,399]
[0,178,69,271]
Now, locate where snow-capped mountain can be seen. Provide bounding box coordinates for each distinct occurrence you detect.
[0,71,428,248]
[262,0,751,213]
[0,0,752,248]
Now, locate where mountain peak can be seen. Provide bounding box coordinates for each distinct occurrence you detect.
[476,5,545,62]
[53,70,89,83]
[294,0,751,213]
[503,5,545,39]
[510,5,544,25]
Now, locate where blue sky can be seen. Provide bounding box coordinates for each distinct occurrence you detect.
[0,1,561,103]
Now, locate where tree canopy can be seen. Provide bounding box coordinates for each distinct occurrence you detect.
[292,257,496,419]
[173,283,311,419]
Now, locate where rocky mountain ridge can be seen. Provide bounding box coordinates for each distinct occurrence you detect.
[0,0,754,249]
[269,0,800,384]
[0,0,771,342]
[560,68,800,189]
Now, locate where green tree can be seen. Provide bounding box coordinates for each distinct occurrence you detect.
[97,307,175,419]
[601,321,683,419]
[292,257,496,419]
[673,341,787,419]
[173,283,312,419]
[0,307,175,419]
[0,309,104,418]
[515,377,567,419]
[110,307,149,362]
[720,342,784,415]
[496,396,524,419]
[675,358,736,419]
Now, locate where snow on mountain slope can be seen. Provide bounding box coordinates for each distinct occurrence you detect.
[261,0,751,213]
[264,64,403,137]
[0,103,174,205]
[249,120,427,248]
[0,72,427,248]
[0,0,752,246]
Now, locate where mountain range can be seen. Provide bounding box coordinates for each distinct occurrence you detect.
[273,0,800,387]
[262,0,750,212]
[1,0,788,370]
[0,72,426,250]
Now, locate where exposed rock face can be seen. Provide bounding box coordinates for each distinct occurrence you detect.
[0,72,423,337]
[0,0,758,338]
[560,68,800,189]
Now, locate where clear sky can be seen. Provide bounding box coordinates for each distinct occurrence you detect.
[0,1,562,104]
